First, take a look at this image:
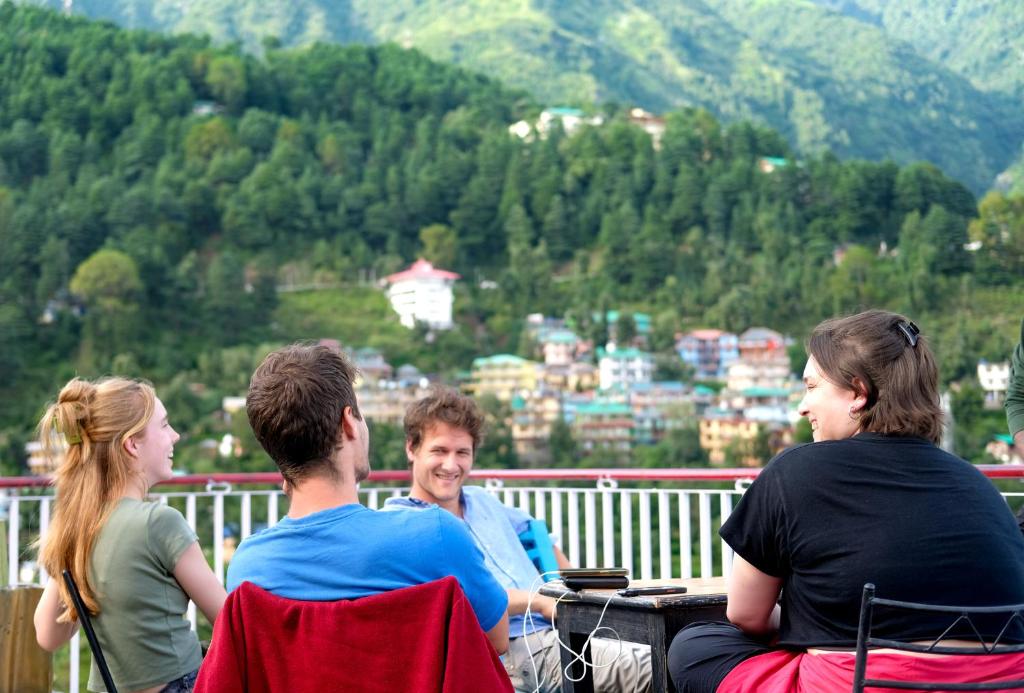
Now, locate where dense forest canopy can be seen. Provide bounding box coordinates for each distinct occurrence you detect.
[0,6,1021,472]
[30,0,1024,193]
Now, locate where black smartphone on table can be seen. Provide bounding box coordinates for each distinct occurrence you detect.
[617,585,688,598]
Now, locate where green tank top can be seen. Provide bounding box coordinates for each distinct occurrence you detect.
[87,498,202,692]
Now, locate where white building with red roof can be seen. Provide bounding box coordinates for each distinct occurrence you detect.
[383,259,460,330]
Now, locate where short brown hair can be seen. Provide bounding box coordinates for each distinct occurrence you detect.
[404,388,485,453]
[246,343,361,483]
[808,309,943,444]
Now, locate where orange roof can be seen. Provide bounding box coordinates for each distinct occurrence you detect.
[385,259,460,283]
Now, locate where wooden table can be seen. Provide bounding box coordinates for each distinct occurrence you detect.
[539,577,727,693]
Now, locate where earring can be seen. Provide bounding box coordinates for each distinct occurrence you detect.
[848,405,861,421]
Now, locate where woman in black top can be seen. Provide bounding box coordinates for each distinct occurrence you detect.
[668,309,1024,692]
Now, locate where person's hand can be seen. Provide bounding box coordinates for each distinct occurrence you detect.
[531,594,557,623]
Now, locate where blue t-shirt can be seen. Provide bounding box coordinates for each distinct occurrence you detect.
[385,487,553,638]
[226,503,508,632]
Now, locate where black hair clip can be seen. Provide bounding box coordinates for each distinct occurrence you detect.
[896,320,920,348]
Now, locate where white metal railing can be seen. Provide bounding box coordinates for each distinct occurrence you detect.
[2,472,1022,691]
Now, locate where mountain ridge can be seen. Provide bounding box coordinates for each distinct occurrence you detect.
[28,0,1024,191]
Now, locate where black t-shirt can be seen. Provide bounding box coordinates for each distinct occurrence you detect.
[721,432,1024,648]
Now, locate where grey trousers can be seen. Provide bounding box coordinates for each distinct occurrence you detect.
[504,628,652,693]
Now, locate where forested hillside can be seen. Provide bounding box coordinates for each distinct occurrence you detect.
[0,6,1021,472]
[812,0,1024,97]
[36,0,1024,193]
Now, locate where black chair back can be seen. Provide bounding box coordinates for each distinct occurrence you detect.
[61,570,118,693]
[853,582,1024,692]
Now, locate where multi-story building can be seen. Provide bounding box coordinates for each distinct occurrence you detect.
[541,329,579,366]
[541,362,598,394]
[978,360,1010,409]
[698,412,764,466]
[633,407,671,447]
[723,386,794,412]
[355,382,433,427]
[598,347,654,390]
[573,400,634,457]
[25,440,59,476]
[627,108,666,150]
[627,381,691,412]
[699,407,793,466]
[625,382,695,445]
[594,310,652,349]
[350,347,393,386]
[738,327,787,362]
[726,358,792,392]
[508,107,605,141]
[677,329,739,380]
[383,259,460,330]
[468,354,543,402]
[510,391,564,463]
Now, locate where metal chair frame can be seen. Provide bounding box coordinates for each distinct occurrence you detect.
[61,570,118,693]
[853,582,1024,692]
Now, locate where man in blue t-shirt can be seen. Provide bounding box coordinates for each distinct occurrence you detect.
[227,344,509,654]
[384,389,651,693]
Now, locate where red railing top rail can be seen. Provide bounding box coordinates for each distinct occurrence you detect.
[1,465,1022,489]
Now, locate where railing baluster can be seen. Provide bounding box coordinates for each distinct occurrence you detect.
[367,489,379,509]
[518,489,531,515]
[534,489,546,525]
[552,491,564,557]
[658,491,671,580]
[8,497,19,586]
[185,494,198,629]
[699,492,713,578]
[620,491,633,575]
[639,491,652,580]
[39,498,51,583]
[720,492,734,577]
[268,492,279,526]
[241,493,252,540]
[601,487,615,568]
[503,488,515,507]
[70,631,80,692]
[568,491,580,567]
[584,491,597,567]
[213,492,225,585]
[679,492,692,579]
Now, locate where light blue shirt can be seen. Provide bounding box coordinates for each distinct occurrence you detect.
[384,487,553,638]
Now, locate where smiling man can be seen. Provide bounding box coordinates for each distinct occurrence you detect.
[384,388,651,693]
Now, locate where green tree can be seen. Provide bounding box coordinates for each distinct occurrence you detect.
[614,313,637,346]
[70,248,143,362]
[418,224,458,268]
[548,419,578,467]
[205,55,248,113]
[969,191,1024,285]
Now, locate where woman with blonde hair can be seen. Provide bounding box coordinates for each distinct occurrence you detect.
[33,377,225,693]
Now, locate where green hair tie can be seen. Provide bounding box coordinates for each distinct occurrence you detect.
[54,420,82,446]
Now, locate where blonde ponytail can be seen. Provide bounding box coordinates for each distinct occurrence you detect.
[36,377,155,621]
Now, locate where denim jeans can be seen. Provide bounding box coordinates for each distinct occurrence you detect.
[160,669,199,693]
